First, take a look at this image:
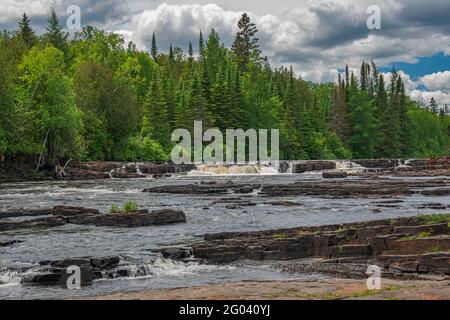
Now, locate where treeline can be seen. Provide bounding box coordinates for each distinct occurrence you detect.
[0,10,448,169]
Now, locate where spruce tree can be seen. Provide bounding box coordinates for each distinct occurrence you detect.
[141,73,171,147]
[18,13,36,49]
[331,75,352,144]
[43,8,68,54]
[231,13,261,72]
[198,31,205,59]
[151,32,158,61]
[429,97,439,114]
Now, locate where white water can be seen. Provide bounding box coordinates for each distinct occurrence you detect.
[188,164,279,176]
[335,160,366,173]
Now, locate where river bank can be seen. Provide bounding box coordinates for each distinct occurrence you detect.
[1,158,449,182]
[82,278,450,300]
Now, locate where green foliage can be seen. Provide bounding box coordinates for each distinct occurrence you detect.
[117,136,168,161]
[418,214,450,225]
[0,11,448,164]
[43,8,68,55]
[19,45,83,160]
[110,201,139,214]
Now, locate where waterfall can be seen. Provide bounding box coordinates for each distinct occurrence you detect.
[188,164,279,176]
[334,160,366,173]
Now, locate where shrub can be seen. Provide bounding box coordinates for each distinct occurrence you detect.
[117,136,169,161]
[110,201,139,214]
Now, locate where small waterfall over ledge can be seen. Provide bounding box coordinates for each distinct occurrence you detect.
[188,164,279,176]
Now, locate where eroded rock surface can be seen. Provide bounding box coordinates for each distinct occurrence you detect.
[143,178,450,198]
[192,214,450,276]
[0,206,186,230]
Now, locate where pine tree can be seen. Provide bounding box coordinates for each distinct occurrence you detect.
[141,73,171,147]
[43,8,68,54]
[398,79,413,156]
[378,69,402,157]
[188,42,194,61]
[331,75,352,144]
[198,31,205,59]
[429,97,439,114]
[231,13,261,72]
[169,44,174,62]
[18,13,36,49]
[151,32,158,61]
[360,62,367,91]
[188,73,214,128]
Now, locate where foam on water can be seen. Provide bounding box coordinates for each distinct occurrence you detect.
[188,164,279,176]
[335,160,366,173]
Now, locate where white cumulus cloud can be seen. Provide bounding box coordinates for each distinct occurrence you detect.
[419,71,450,92]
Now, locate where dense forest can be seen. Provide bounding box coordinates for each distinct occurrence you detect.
[0,9,448,169]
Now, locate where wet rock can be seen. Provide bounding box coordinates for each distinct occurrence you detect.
[0,240,23,247]
[416,203,448,210]
[144,177,450,198]
[52,206,100,217]
[192,214,450,276]
[421,188,450,196]
[375,253,450,275]
[200,181,217,185]
[48,258,92,268]
[353,159,398,169]
[225,204,242,210]
[143,183,261,195]
[69,209,186,227]
[90,256,120,270]
[0,208,55,219]
[22,266,94,286]
[160,247,193,261]
[0,216,66,231]
[26,256,122,286]
[322,171,348,179]
[291,161,336,173]
[268,201,302,207]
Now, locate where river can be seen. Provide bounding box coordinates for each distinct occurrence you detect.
[1,172,449,299]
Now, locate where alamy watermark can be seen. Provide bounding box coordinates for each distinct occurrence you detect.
[170,121,279,166]
[66,5,81,31]
[66,265,81,289]
[367,5,381,30]
[366,265,382,290]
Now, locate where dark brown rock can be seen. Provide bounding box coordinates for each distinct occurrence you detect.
[0,216,66,232]
[70,209,186,227]
[322,171,348,179]
[192,214,450,276]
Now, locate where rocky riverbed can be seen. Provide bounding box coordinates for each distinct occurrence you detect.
[1,160,449,299]
[190,214,450,276]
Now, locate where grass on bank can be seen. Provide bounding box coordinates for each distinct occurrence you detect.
[110,201,139,214]
[418,213,450,225]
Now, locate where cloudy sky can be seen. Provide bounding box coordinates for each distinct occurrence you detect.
[1,0,450,106]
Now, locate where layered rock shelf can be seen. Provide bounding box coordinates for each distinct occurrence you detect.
[1,157,449,182]
[0,206,186,231]
[144,178,450,198]
[191,214,450,276]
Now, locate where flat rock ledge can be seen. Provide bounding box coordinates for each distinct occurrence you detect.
[0,206,186,231]
[143,178,450,198]
[191,214,450,277]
